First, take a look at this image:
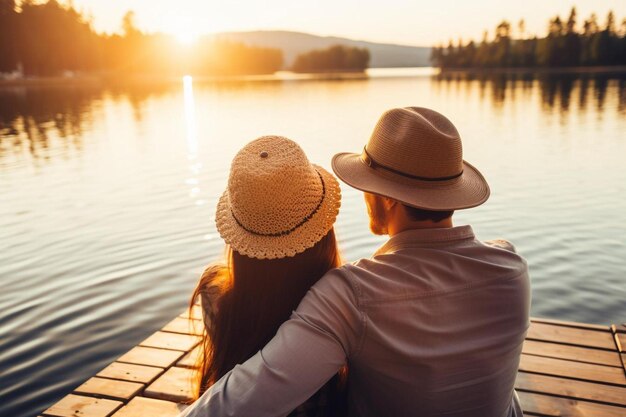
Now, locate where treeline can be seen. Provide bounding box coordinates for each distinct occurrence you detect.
[0,1,282,76]
[292,45,370,73]
[431,8,626,68]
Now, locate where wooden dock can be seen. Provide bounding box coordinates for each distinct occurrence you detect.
[40,313,626,417]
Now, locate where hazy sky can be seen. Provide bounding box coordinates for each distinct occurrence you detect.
[70,0,626,46]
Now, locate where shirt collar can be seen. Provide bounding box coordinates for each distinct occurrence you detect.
[373,225,475,256]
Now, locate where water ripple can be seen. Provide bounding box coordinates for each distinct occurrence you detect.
[1,72,626,417]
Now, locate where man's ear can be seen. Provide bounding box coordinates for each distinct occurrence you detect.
[382,197,398,210]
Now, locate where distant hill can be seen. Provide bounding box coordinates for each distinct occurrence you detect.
[214,30,431,68]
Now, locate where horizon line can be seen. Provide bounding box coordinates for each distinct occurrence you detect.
[92,27,434,49]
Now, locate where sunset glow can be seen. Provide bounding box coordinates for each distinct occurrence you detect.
[70,0,626,45]
[176,31,199,46]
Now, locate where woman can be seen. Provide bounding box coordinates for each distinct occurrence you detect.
[189,136,346,416]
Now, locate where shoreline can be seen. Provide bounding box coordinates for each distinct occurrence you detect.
[3,65,626,88]
[0,71,368,88]
[438,65,626,76]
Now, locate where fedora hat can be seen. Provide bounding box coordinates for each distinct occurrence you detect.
[332,107,489,211]
[216,136,341,259]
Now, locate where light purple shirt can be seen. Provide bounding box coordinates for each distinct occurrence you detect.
[180,225,531,417]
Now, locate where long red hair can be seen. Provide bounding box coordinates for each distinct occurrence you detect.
[189,228,342,398]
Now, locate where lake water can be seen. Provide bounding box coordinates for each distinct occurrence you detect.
[1,68,625,417]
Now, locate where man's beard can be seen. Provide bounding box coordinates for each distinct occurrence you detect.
[367,195,388,235]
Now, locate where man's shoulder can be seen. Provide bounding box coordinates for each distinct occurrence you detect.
[314,259,388,298]
[310,263,364,302]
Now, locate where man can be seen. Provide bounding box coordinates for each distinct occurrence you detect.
[180,107,530,417]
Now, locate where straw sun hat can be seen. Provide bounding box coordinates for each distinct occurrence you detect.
[215,136,341,260]
[332,107,490,211]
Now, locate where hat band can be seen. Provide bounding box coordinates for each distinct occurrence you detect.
[230,170,326,237]
[361,147,463,182]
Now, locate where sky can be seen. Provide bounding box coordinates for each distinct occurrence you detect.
[67,0,626,46]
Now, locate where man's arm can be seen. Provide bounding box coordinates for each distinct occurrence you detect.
[179,267,363,417]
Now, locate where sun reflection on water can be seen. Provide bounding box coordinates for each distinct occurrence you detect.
[182,75,204,205]
[183,75,198,158]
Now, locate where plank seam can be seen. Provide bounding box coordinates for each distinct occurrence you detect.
[611,325,623,353]
[116,358,172,367]
[69,389,141,404]
[524,336,616,352]
[118,345,189,353]
[517,370,626,388]
[138,343,200,352]
[96,369,164,386]
[100,362,166,370]
[515,386,626,408]
[610,324,626,379]
[530,318,610,331]
[521,352,623,368]
[160,329,202,336]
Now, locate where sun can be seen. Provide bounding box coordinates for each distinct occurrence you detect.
[176,31,198,46]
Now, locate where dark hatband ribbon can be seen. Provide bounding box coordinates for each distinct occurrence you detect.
[231,170,326,237]
[360,147,463,182]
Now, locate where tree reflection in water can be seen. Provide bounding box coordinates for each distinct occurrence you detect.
[433,70,625,114]
[0,81,173,161]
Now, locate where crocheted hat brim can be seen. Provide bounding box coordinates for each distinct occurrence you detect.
[215,164,341,259]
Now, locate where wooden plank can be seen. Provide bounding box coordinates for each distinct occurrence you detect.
[179,305,203,320]
[515,372,626,407]
[42,394,122,417]
[177,345,201,369]
[522,340,622,367]
[162,317,204,336]
[526,322,616,350]
[519,354,626,386]
[112,397,187,417]
[74,377,144,401]
[117,346,184,369]
[140,331,201,352]
[144,367,194,403]
[517,391,626,417]
[531,317,610,331]
[97,362,163,384]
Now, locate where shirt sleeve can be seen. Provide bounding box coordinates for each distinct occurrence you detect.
[178,266,364,417]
